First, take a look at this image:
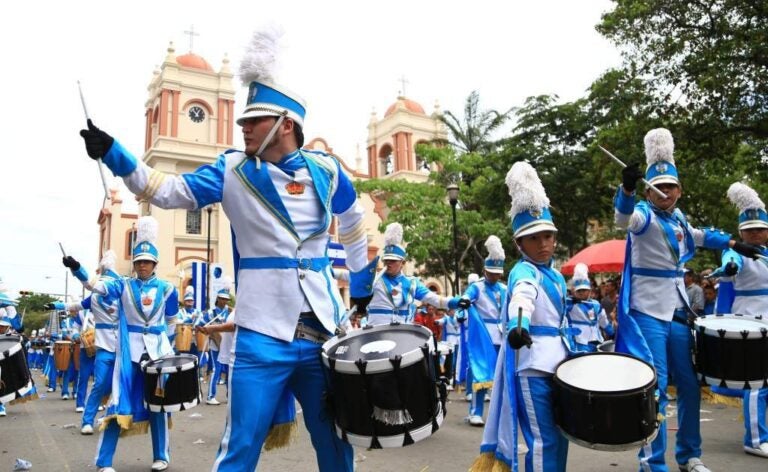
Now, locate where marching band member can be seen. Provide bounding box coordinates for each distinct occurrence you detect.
[366,222,466,326]
[87,217,178,472]
[178,286,201,355]
[0,296,21,418]
[613,128,762,472]
[711,182,768,458]
[78,27,373,471]
[473,161,572,471]
[565,263,614,352]
[197,287,232,405]
[58,249,121,435]
[459,235,507,426]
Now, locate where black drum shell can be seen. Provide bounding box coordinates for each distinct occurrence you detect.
[695,326,768,388]
[553,352,658,449]
[0,336,32,402]
[141,355,200,411]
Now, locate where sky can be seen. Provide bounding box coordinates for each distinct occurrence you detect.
[0,0,621,298]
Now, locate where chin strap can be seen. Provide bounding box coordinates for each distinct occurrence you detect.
[251,110,289,169]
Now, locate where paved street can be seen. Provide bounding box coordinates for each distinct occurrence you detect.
[1,369,765,471]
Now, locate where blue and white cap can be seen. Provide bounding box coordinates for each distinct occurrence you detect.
[184,285,195,302]
[132,216,159,263]
[236,26,306,127]
[484,235,505,274]
[98,250,119,280]
[727,182,768,231]
[572,263,591,291]
[216,288,231,300]
[506,161,558,239]
[644,128,679,187]
[382,222,407,261]
[0,291,17,308]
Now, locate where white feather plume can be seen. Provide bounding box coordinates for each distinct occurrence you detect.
[384,222,404,247]
[99,250,117,271]
[467,273,480,285]
[239,24,285,87]
[136,216,158,245]
[727,182,765,212]
[221,275,234,294]
[506,161,550,218]
[573,263,590,282]
[644,128,675,165]
[485,235,505,261]
[184,285,194,297]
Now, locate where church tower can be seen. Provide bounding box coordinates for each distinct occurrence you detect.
[366,95,447,182]
[98,41,237,288]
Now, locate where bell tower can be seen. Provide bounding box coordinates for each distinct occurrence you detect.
[365,94,447,181]
[137,42,237,287]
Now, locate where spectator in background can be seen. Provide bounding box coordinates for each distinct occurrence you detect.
[684,269,705,315]
[600,278,618,320]
[701,280,717,315]
[414,304,442,340]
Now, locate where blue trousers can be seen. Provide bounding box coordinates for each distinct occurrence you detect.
[95,362,169,468]
[82,349,115,427]
[468,344,501,417]
[516,375,569,472]
[49,359,77,395]
[635,313,702,471]
[76,350,95,408]
[208,349,221,400]
[745,388,768,448]
[212,325,353,472]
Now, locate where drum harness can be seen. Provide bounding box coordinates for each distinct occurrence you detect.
[295,312,330,344]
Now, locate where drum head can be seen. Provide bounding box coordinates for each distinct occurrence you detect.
[695,314,768,340]
[143,354,198,373]
[322,324,433,374]
[556,353,655,393]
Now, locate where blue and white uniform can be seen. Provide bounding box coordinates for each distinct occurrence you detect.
[463,277,507,418]
[565,298,613,352]
[72,308,96,410]
[367,273,457,325]
[198,305,229,401]
[97,137,369,470]
[90,273,178,469]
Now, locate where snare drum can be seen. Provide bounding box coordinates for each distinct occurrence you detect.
[81,328,96,357]
[0,336,34,404]
[322,324,444,448]
[694,314,768,389]
[141,354,200,412]
[554,352,659,451]
[53,340,72,371]
[175,324,193,352]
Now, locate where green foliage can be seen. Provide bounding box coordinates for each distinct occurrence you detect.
[16,292,57,313]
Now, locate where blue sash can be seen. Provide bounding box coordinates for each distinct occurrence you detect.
[615,231,654,365]
[466,305,497,391]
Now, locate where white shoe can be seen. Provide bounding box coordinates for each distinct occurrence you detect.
[744,442,768,458]
[98,405,105,411]
[0,410,6,417]
[99,468,116,472]
[465,393,473,402]
[62,394,70,400]
[206,397,220,405]
[151,460,169,471]
[678,458,711,472]
[468,415,485,426]
[75,406,84,413]
[47,387,55,393]
[81,424,94,435]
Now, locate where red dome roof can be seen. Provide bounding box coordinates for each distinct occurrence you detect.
[385,97,426,117]
[176,53,213,72]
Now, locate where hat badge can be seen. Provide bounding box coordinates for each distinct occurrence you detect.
[141,243,150,252]
[530,209,542,218]
[747,209,759,219]
[655,162,668,173]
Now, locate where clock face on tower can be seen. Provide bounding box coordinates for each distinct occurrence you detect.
[188,105,205,123]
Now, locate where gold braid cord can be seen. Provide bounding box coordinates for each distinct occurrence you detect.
[137,170,167,202]
[338,220,367,245]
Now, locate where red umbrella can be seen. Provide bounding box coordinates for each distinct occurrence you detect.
[560,239,626,276]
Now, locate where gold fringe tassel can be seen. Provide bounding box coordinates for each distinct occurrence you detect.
[263,420,299,451]
[98,414,150,437]
[701,387,743,408]
[10,392,39,405]
[469,452,511,472]
[473,381,494,392]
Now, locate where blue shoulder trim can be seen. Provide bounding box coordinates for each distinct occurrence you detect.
[102,140,138,177]
[331,159,357,214]
[507,314,530,332]
[508,260,539,286]
[702,227,731,250]
[613,187,635,215]
[181,154,227,208]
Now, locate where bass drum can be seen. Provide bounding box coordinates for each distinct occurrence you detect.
[0,336,34,404]
[322,323,444,448]
[554,352,659,451]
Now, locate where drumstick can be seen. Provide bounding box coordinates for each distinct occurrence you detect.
[78,80,111,201]
[598,145,667,200]
[58,242,67,257]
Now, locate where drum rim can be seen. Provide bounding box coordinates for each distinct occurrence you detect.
[0,380,34,404]
[142,354,198,373]
[334,401,444,448]
[694,313,768,339]
[558,425,659,452]
[0,337,23,360]
[700,375,767,391]
[554,352,657,395]
[321,323,434,374]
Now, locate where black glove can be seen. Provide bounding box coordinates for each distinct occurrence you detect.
[79,119,114,159]
[62,256,81,271]
[350,295,373,314]
[724,261,739,276]
[621,163,644,193]
[456,314,466,324]
[732,241,764,261]
[457,298,471,310]
[44,302,56,310]
[507,327,533,350]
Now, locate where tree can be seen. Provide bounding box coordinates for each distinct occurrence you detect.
[438,90,513,154]
[16,292,57,313]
